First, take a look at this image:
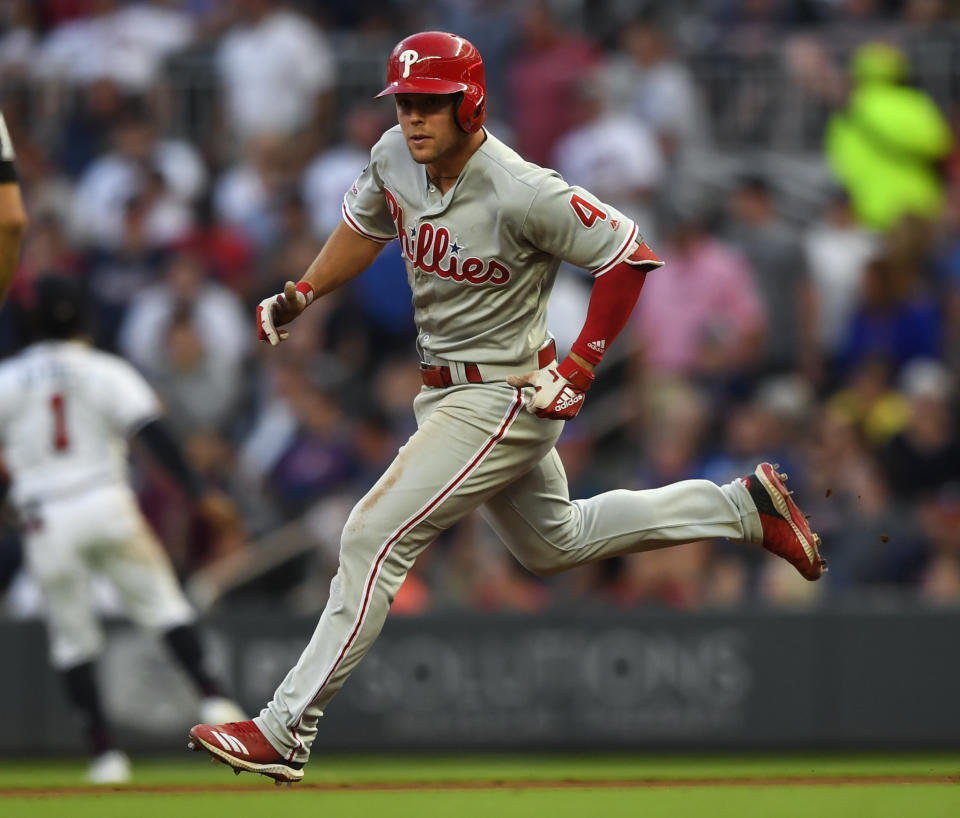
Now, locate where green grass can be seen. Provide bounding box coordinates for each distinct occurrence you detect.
[4,787,960,818]
[0,754,957,818]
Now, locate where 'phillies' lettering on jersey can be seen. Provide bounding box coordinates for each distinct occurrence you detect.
[343,126,641,365]
[384,188,510,286]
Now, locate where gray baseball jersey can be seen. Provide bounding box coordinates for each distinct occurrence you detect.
[0,341,194,667]
[255,128,763,762]
[342,126,640,365]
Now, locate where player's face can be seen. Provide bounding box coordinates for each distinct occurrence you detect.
[394,93,466,165]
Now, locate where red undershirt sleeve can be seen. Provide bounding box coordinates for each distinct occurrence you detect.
[569,241,665,366]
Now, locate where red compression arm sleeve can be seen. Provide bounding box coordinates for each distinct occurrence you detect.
[570,241,663,366]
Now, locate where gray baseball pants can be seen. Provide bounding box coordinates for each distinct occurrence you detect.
[255,382,761,762]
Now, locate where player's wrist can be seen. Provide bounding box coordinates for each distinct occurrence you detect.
[566,350,597,372]
[557,356,594,392]
[0,112,17,183]
[295,281,315,306]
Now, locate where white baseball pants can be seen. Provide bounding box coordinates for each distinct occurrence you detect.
[22,483,195,668]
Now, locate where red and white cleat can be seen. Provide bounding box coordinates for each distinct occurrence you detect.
[743,462,826,581]
[187,720,303,784]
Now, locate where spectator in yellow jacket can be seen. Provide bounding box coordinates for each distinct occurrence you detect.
[826,42,952,231]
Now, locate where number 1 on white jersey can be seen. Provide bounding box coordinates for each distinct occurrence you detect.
[50,393,70,452]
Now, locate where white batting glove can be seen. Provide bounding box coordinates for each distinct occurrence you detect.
[506,357,595,420]
[257,280,315,346]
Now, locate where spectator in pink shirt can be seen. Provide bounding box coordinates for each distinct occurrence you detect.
[633,208,766,381]
[507,0,598,166]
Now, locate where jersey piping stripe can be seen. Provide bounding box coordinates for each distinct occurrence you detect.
[286,388,526,758]
[341,200,397,243]
[590,222,639,278]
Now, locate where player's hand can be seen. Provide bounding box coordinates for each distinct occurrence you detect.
[196,490,241,534]
[506,357,594,420]
[257,281,314,346]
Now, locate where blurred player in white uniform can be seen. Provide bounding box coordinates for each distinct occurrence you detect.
[189,32,825,784]
[0,277,245,783]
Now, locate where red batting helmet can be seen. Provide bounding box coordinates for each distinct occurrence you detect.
[376,31,486,133]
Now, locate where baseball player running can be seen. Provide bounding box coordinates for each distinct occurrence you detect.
[189,32,825,784]
[0,277,245,783]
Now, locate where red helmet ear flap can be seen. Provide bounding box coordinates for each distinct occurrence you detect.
[454,89,485,133]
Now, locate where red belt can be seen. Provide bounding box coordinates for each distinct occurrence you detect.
[420,340,557,388]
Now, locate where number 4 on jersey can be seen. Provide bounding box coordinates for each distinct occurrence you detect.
[569,194,607,228]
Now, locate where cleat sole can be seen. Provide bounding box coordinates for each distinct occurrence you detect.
[814,534,828,572]
[187,733,303,784]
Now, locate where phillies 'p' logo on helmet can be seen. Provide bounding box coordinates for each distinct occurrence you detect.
[376,31,486,133]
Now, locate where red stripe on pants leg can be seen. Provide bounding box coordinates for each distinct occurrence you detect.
[288,390,524,736]
[288,718,301,761]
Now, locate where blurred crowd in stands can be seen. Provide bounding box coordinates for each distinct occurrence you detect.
[2,0,960,614]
